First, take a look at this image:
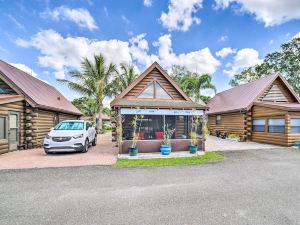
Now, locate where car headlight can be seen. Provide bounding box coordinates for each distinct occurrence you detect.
[73,134,83,139]
[45,134,51,139]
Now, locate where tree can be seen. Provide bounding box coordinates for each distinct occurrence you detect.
[72,97,97,117]
[171,65,217,103]
[229,37,300,95]
[113,63,138,94]
[58,54,117,132]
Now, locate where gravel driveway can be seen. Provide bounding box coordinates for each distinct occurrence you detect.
[0,133,118,170]
[1,148,300,225]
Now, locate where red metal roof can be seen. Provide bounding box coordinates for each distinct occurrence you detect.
[0,60,81,115]
[207,74,279,114]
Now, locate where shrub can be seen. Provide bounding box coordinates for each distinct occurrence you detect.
[228,134,240,139]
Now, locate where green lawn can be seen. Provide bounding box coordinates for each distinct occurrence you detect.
[115,152,225,168]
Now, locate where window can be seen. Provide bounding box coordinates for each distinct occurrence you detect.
[268,119,285,133]
[216,115,221,125]
[54,121,84,130]
[138,81,172,99]
[155,82,172,99]
[252,119,265,132]
[291,119,300,133]
[0,117,6,139]
[138,82,154,98]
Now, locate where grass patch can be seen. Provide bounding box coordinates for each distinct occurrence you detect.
[115,152,225,168]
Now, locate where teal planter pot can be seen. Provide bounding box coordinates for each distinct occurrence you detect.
[188,144,198,154]
[129,147,138,156]
[160,145,172,155]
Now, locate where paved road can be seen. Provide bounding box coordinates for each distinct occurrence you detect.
[1,148,300,225]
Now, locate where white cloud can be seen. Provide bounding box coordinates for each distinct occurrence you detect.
[41,6,98,31]
[153,34,220,74]
[214,0,300,27]
[10,63,38,77]
[218,35,228,42]
[129,33,158,67]
[223,48,262,76]
[17,30,220,79]
[17,29,131,79]
[216,47,236,58]
[144,0,152,7]
[269,39,274,45]
[160,0,202,32]
[292,32,300,39]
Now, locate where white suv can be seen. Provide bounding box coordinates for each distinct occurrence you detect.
[43,120,97,154]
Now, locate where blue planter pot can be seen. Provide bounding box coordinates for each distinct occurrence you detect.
[160,145,172,155]
[294,140,300,147]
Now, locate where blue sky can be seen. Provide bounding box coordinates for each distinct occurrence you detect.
[0,0,300,105]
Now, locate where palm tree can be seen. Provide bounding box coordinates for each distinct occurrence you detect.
[113,63,138,94]
[58,54,117,132]
[180,74,217,102]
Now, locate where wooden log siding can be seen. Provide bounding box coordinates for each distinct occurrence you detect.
[123,68,185,100]
[0,100,25,154]
[251,105,289,146]
[287,112,300,146]
[207,112,247,138]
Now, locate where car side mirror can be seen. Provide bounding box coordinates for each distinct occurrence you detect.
[50,127,54,131]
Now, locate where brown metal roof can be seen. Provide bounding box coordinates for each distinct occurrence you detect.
[207,74,281,114]
[254,101,300,111]
[0,60,81,115]
[112,99,206,109]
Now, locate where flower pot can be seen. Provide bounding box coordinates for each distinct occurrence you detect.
[160,145,172,155]
[129,147,138,156]
[188,144,198,154]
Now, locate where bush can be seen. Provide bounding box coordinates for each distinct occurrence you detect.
[228,134,240,139]
[103,124,112,131]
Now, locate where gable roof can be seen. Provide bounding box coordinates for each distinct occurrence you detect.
[111,62,206,109]
[0,60,81,115]
[207,73,300,115]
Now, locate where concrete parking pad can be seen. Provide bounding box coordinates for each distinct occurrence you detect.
[0,133,118,170]
[206,135,284,151]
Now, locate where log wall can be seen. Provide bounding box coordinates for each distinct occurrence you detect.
[207,112,247,139]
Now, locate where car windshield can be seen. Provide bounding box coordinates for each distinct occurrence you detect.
[54,122,84,130]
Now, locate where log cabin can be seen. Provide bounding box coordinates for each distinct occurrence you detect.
[207,73,300,146]
[111,62,207,154]
[0,60,81,154]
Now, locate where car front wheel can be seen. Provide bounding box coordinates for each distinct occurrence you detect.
[82,139,89,153]
[92,135,97,146]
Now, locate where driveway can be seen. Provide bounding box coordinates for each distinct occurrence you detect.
[0,133,118,170]
[206,135,283,151]
[1,148,300,225]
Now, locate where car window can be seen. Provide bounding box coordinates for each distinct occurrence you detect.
[55,122,84,130]
[86,122,91,130]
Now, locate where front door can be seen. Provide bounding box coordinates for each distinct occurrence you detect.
[9,112,19,151]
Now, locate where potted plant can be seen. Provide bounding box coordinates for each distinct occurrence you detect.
[160,124,175,155]
[188,115,200,154]
[129,114,143,156]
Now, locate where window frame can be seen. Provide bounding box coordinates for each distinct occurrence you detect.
[290,118,300,134]
[268,118,285,134]
[0,116,7,140]
[252,118,266,133]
